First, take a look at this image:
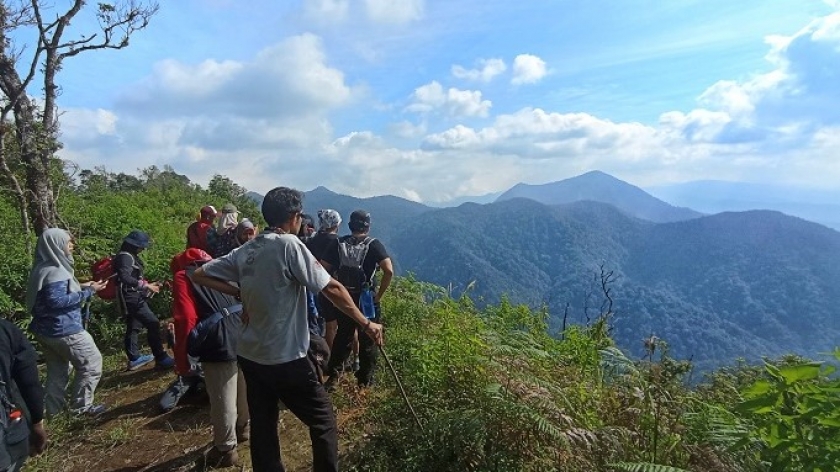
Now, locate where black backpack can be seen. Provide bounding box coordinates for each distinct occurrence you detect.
[335,236,374,293]
[0,379,27,469]
[184,263,243,361]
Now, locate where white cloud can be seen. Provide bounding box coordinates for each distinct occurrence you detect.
[302,0,350,23]
[364,0,424,24]
[452,58,507,82]
[57,8,840,202]
[511,54,547,85]
[119,33,355,120]
[405,81,492,117]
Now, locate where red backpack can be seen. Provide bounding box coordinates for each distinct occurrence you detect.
[90,251,134,300]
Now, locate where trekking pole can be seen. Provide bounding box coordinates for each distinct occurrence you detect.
[378,345,424,432]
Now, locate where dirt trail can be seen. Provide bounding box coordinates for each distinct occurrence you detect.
[27,360,324,472]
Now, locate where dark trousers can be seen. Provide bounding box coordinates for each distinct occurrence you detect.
[123,302,165,361]
[238,356,338,472]
[326,295,380,386]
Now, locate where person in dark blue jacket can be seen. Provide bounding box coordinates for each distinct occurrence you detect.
[113,230,175,371]
[26,228,107,416]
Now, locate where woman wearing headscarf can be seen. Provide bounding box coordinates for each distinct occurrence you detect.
[26,228,107,416]
[207,203,239,258]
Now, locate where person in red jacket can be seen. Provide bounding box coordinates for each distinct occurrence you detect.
[166,247,249,467]
[186,205,217,252]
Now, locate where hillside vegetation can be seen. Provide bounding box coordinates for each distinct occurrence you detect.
[3,168,839,471]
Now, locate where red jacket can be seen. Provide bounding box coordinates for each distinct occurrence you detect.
[169,248,212,376]
[186,220,213,252]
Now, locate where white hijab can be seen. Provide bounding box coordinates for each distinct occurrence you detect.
[216,211,238,235]
[25,228,81,313]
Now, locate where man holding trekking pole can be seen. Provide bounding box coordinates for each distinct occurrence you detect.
[191,186,384,472]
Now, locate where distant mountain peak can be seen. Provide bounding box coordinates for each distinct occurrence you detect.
[496,170,702,223]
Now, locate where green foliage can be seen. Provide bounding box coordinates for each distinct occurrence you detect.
[341,278,763,472]
[610,463,691,472]
[0,166,262,345]
[735,352,840,471]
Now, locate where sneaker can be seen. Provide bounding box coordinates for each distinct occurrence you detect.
[155,355,175,370]
[126,354,154,371]
[236,421,250,443]
[207,447,239,468]
[74,404,107,417]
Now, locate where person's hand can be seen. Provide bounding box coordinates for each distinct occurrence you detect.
[147,282,162,294]
[86,279,107,292]
[29,421,47,456]
[363,321,384,346]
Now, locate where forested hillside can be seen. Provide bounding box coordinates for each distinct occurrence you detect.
[387,198,840,370]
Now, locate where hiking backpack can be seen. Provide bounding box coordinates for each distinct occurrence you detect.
[335,236,374,294]
[184,263,242,360]
[0,379,27,469]
[90,251,134,300]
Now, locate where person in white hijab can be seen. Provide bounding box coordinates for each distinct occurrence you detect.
[208,203,240,257]
[26,228,108,417]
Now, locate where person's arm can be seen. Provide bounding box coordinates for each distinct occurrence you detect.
[40,280,94,310]
[375,257,394,303]
[190,266,240,297]
[321,278,384,346]
[9,325,47,454]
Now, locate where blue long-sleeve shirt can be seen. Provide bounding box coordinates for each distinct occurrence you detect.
[29,280,93,338]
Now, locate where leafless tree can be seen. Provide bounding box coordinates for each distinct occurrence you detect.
[0,0,159,241]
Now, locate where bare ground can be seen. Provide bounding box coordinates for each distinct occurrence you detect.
[24,353,371,472]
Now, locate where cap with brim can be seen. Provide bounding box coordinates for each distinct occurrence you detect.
[222,203,238,213]
[124,230,151,249]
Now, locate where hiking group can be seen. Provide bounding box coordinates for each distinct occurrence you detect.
[4,185,393,472]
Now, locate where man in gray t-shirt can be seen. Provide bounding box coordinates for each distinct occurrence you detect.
[192,186,383,472]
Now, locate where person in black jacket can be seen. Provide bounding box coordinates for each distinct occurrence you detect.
[0,318,47,471]
[113,230,175,371]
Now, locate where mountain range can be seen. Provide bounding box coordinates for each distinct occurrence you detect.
[247,172,840,370]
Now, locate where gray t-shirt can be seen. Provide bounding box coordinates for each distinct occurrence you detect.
[201,232,331,365]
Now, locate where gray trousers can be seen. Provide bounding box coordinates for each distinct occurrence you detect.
[35,331,103,416]
[203,361,249,451]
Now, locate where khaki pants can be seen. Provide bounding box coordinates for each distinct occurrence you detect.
[203,361,249,451]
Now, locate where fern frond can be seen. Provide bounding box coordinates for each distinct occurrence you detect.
[609,462,692,472]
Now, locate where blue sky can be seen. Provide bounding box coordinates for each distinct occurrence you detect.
[45,0,840,202]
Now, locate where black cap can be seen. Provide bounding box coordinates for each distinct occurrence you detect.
[349,210,371,232]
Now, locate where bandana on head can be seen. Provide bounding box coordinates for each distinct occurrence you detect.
[317,209,342,231]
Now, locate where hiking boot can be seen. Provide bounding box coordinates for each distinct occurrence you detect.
[207,447,239,468]
[236,421,250,443]
[352,359,360,372]
[126,354,154,371]
[155,355,175,370]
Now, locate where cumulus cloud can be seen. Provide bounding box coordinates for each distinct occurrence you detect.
[511,54,547,85]
[365,0,423,24]
[119,33,354,121]
[57,8,840,202]
[670,11,840,146]
[423,107,659,160]
[405,81,492,117]
[302,0,350,23]
[452,58,507,82]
